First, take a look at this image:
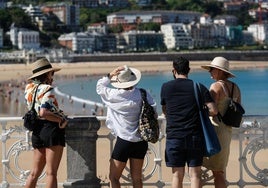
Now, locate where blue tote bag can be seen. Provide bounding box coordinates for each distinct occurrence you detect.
[193,82,221,157]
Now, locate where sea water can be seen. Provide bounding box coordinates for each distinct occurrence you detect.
[55,68,268,116]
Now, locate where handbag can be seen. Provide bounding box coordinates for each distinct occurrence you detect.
[138,88,159,143]
[219,82,245,128]
[22,84,40,131]
[193,82,221,157]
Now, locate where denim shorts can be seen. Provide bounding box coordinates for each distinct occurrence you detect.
[111,137,148,162]
[165,135,204,167]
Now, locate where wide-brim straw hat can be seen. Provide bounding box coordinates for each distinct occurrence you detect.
[201,56,235,77]
[28,58,61,80]
[111,65,141,89]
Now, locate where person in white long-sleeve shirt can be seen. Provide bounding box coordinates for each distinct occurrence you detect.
[96,65,157,188]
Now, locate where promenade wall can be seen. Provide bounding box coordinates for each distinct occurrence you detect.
[71,51,268,62]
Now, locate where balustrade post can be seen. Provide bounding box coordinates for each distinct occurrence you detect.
[63,117,101,188]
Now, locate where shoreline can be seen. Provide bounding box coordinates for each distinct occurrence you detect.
[1,60,267,117]
[0,60,268,82]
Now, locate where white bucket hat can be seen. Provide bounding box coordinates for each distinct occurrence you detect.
[201,56,235,77]
[28,58,61,80]
[111,65,141,89]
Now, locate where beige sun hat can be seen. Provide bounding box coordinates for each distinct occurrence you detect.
[110,65,141,89]
[201,56,235,77]
[28,58,61,80]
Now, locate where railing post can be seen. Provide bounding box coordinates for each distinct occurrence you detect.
[63,117,101,188]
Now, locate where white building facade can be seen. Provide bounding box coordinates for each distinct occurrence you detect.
[18,31,40,50]
[10,24,40,50]
[161,23,193,50]
[247,23,268,44]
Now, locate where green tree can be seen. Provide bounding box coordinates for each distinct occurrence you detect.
[80,8,90,29]
[166,0,204,12]
[9,7,38,30]
[138,23,161,32]
[203,1,223,17]
[0,10,12,32]
[108,24,124,33]
[80,8,110,29]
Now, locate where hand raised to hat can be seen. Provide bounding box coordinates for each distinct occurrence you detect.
[108,66,125,79]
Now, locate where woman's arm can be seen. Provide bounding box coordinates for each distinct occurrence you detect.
[39,108,68,128]
[39,85,68,128]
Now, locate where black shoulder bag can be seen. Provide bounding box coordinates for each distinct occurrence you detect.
[220,83,245,128]
[23,84,40,131]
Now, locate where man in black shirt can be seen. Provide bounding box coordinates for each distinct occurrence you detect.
[160,56,218,188]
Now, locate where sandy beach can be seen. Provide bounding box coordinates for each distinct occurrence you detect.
[1,60,268,82]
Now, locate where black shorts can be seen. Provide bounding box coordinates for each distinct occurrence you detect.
[31,120,65,149]
[111,137,148,162]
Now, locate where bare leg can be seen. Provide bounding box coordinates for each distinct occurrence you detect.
[129,158,144,188]
[109,159,126,188]
[171,167,185,188]
[188,166,202,188]
[45,145,64,188]
[212,170,227,188]
[25,148,46,188]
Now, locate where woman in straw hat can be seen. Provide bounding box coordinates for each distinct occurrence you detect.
[24,58,68,188]
[201,57,242,188]
[96,65,157,188]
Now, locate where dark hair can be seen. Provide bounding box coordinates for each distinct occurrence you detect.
[173,56,190,75]
[33,72,49,83]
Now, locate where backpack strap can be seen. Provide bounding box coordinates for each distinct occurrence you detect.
[31,83,41,110]
[230,83,234,99]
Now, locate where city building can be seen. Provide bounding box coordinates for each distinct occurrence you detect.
[0,28,3,48]
[226,25,244,45]
[72,0,129,8]
[223,1,249,12]
[18,30,40,50]
[242,31,255,45]
[42,3,80,31]
[107,10,201,25]
[9,24,40,50]
[58,32,116,53]
[247,22,268,44]
[0,50,37,64]
[120,30,165,52]
[214,15,238,26]
[23,4,44,23]
[0,0,6,8]
[87,22,108,34]
[161,23,193,50]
